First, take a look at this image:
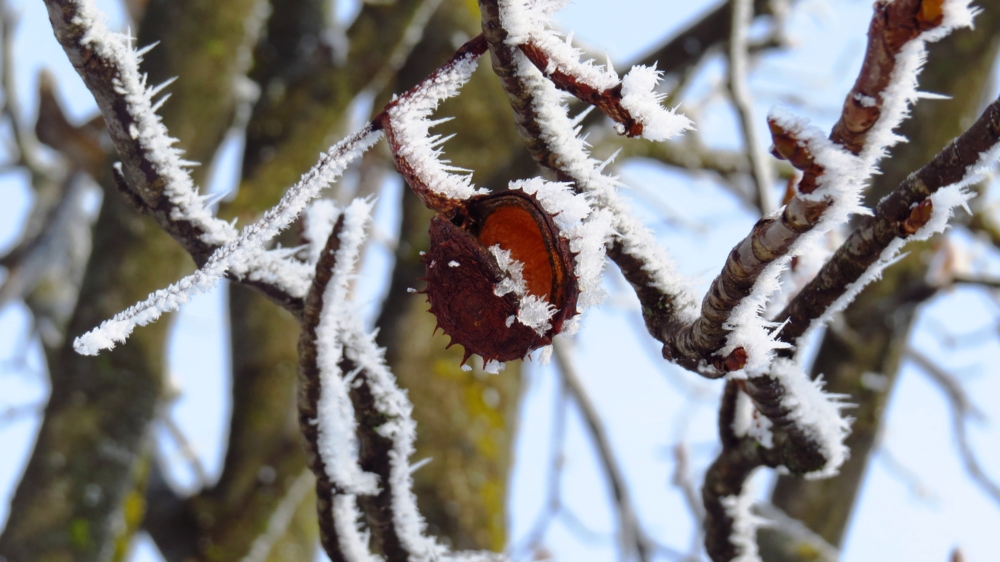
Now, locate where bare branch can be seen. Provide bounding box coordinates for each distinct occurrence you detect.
[553,339,651,562]
[361,0,446,96]
[672,443,705,525]
[513,377,568,556]
[727,0,775,213]
[0,0,48,176]
[159,413,210,490]
[0,173,85,311]
[754,503,839,562]
[907,348,1000,506]
[239,470,315,562]
[592,133,797,193]
[630,0,787,80]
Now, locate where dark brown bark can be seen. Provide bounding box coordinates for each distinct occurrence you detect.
[761,4,1000,553]
[662,0,957,376]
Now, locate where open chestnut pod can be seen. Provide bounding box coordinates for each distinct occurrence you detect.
[423,189,579,364]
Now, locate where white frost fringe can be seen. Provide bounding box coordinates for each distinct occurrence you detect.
[736,126,996,480]
[68,0,348,305]
[794,144,1000,353]
[64,0,382,355]
[67,0,237,246]
[496,0,698,325]
[497,0,691,141]
[315,199,508,562]
[385,48,489,202]
[720,486,768,562]
[383,43,616,327]
[767,358,852,478]
[505,43,698,323]
[385,30,619,327]
[315,199,381,496]
[73,126,381,355]
[723,0,978,372]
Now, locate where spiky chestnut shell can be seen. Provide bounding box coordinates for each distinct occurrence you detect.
[424,189,579,364]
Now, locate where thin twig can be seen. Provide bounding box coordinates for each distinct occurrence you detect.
[239,469,315,562]
[907,348,1000,506]
[671,442,705,560]
[727,0,774,214]
[0,0,47,176]
[876,444,938,503]
[160,414,210,489]
[515,375,568,555]
[753,502,839,561]
[672,443,705,524]
[553,339,651,562]
[362,0,445,96]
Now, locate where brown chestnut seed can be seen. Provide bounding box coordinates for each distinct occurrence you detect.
[423,190,580,364]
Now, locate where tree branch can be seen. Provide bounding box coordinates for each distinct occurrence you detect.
[296,216,353,562]
[661,0,965,376]
[907,348,1000,506]
[553,340,652,562]
[727,0,775,213]
[775,93,1000,344]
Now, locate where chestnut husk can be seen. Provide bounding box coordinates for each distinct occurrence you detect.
[423,189,579,364]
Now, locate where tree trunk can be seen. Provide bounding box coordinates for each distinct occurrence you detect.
[0,1,261,559]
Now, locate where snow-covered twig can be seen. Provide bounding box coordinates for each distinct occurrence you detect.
[378,34,491,213]
[299,199,510,562]
[718,488,765,562]
[661,0,977,378]
[702,55,1000,562]
[46,0,370,346]
[514,42,691,142]
[481,0,700,340]
[775,94,1000,346]
[498,0,691,141]
[72,125,380,355]
[379,32,612,329]
[45,0,237,252]
[703,373,847,561]
[299,201,387,562]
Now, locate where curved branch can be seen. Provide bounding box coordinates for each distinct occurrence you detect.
[774,94,1000,343]
[297,216,353,561]
[661,0,973,376]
